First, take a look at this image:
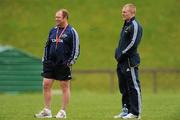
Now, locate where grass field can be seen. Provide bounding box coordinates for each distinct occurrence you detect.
[0,91,180,120]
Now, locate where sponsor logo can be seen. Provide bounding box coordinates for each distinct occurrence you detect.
[125,26,130,33]
[126,68,130,72]
[51,39,56,42]
[51,39,64,43]
[51,34,67,43]
[61,34,67,39]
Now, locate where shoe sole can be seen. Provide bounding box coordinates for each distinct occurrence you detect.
[34,115,52,118]
[123,117,141,119]
[54,116,67,119]
[114,116,124,119]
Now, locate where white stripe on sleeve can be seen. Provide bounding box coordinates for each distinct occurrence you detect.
[122,20,138,54]
[70,28,80,64]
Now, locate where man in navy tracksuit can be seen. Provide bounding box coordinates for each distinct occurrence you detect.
[114,4,143,119]
[35,9,80,119]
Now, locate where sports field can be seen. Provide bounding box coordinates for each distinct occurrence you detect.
[0,91,179,120]
[0,0,180,120]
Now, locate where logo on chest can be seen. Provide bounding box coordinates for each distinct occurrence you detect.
[51,34,68,43]
[61,34,67,39]
[124,26,131,33]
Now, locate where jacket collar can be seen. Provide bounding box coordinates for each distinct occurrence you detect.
[124,17,135,25]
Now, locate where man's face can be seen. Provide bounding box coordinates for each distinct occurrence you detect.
[122,6,133,21]
[55,11,65,26]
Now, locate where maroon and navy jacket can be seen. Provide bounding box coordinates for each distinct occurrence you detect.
[43,24,80,66]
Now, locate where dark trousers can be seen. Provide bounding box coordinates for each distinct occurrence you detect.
[117,61,141,116]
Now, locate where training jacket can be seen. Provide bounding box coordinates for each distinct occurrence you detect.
[43,24,80,66]
[115,17,143,67]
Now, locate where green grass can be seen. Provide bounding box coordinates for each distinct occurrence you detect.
[0,91,180,120]
[0,0,180,69]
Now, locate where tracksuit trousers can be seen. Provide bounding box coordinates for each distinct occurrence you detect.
[117,60,142,116]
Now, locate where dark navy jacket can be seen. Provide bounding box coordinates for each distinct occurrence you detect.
[115,17,143,67]
[43,25,80,66]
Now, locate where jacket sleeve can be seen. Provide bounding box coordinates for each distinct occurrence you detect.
[122,21,139,54]
[42,30,52,62]
[115,47,127,62]
[115,27,128,62]
[67,28,80,65]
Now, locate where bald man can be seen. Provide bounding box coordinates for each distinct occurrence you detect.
[35,9,80,119]
[114,4,143,119]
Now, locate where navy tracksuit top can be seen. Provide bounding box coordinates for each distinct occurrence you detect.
[43,25,80,66]
[115,17,143,67]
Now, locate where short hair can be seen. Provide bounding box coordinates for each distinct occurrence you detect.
[57,9,69,19]
[123,3,136,14]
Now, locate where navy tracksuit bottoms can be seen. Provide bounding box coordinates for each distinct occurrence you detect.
[117,61,142,116]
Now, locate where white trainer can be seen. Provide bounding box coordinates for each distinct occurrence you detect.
[122,113,141,119]
[55,109,67,119]
[34,108,52,118]
[114,107,128,118]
